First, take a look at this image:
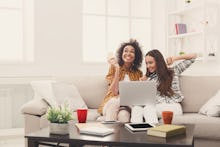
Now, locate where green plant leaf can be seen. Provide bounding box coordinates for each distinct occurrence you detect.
[46,105,73,123]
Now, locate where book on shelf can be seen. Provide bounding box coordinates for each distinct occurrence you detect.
[175,23,187,34]
[75,122,114,137]
[147,124,186,138]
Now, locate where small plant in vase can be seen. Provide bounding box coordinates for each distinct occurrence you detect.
[46,105,73,134]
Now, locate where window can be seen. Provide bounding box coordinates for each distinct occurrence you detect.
[83,0,151,63]
[0,0,34,63]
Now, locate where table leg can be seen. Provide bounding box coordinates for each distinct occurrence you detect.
[192,138,194,147]
[27,138,38,147]
[69,143,79,147]
[69,143,85,147]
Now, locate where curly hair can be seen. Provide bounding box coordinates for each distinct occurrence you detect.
[116,39,143,71]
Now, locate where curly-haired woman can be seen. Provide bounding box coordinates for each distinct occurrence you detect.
[97,39,143,122]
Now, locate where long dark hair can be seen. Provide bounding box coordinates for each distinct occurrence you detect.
[117,39,143,71]
[145,49,174,97]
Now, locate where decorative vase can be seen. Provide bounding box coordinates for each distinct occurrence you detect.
[49,123,69,135]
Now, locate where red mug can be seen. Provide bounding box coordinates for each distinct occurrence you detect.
[162,111,173,124]
[77,109,88,123]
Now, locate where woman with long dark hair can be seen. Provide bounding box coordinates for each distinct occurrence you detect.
[131,49,197,123]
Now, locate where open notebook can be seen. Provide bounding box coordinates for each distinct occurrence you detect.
[75,122,114,136]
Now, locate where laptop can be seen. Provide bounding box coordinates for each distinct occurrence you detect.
[119,81,156,106]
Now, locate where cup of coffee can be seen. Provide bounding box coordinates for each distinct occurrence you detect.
[77,109,88,123]
[162,111,173,124]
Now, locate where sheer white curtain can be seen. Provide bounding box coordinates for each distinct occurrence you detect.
[82,0,152,63]
[0,0,34,63]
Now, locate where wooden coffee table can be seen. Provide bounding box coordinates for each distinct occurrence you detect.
[25,123,194,147]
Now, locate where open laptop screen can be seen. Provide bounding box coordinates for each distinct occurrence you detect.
[119,81,156,106]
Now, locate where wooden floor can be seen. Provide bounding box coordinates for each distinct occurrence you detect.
[0,128,24,147]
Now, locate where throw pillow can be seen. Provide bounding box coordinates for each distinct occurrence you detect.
[199,90,220,117]
[207,105,220,117]
[156,103,183,118]
[30,80,58,107]
[52,82,88,111]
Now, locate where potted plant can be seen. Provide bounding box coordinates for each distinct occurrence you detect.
[185,0,191,3]
[46,105,73,134]
[179,51,185,55]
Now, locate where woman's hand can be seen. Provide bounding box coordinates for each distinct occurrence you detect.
[108,56,119,68]
[166,57,174,65]
[139,76,147,81]
[107,55,120,96]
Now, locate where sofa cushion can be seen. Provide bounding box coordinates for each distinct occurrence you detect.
[199,89,220,117]
[206,105,220,117]
[172,113,220,139]
[52,82,88,111]
[30,80,57,107]
[180,76,220,112]
[55,76,108,109]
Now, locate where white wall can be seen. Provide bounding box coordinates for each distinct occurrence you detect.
[0,0,219,77]
[34,0,108,76]
[0,0,108,77]
[151,0,167,56]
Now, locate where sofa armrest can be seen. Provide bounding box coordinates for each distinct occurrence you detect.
[21,99,49,116]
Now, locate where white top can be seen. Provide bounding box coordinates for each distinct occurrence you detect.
[123,74,130,81]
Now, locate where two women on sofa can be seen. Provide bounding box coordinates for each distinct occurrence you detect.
[98,39,197,123]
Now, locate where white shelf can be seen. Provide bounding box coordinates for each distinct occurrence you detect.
[167,0,220,61]
[168,31,204,39]
[168,2,219,16]
[168,3,203,15]
[195,56,204,61]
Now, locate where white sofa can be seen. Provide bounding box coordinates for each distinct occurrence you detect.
[21,75,220,147]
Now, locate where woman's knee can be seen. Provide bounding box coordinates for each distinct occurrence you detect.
[105,105,119,121]
[132,105,144,112]
[130,106,144,123]
[104,98,120,121]
[118,110,130,123]
[103,97,119,115]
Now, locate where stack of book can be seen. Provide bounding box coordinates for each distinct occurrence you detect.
[147,124,186,138]
[175,23,187,34]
